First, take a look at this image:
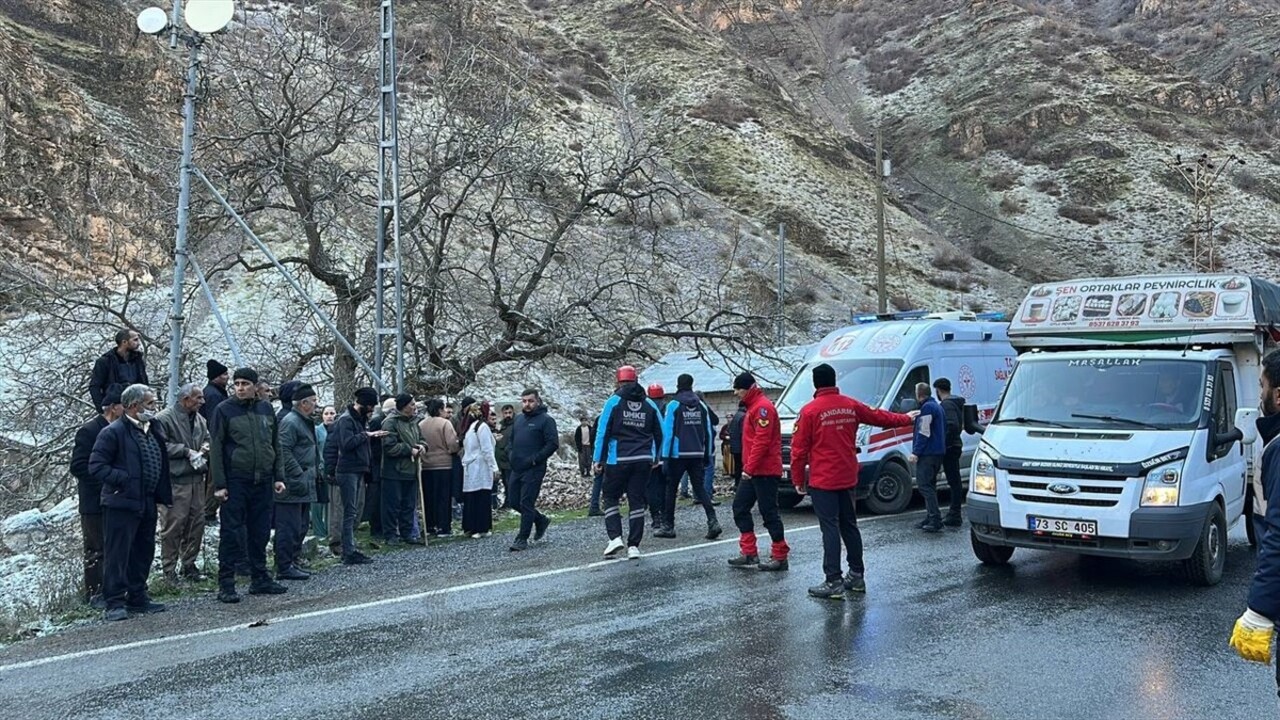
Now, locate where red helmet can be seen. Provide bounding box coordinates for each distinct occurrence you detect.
[647,383,665,399]
[616,365,638,383]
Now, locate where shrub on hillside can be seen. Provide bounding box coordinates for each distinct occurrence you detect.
[1057,204,1115,225]
[864,43,923,95]
[688,93,755,129]
[931,244,973,272]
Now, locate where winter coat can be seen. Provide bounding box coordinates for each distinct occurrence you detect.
[201,383,228,426]
[741,385,783,477]
[418,415,459,471]
[462,422,499,493]
[155,405,211,484]
[594,383,662,466]
[71,415,109,515]
[573,424,592,452]
[89,417,173,514]
[494,417,514,470]
[210,396,283,489]
[1249,411,1280,619]
[332,406,373,476]
[720,405,746,454]
[277,408,321,503]
[789,387,913,492]
[510,404,559,472]
[939,395,984,449]
[912,397,946,457]
[89,348,148,410]
[660,391,713,461]
[381,412,423,481]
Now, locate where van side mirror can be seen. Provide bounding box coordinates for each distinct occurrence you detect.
[1235,408,1259,445]
[1215,427,1244,452]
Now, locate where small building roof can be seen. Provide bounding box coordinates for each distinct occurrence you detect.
[637,346,809,393]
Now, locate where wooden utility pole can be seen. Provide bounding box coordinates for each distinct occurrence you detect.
[875,128,887,313]
[776,222,786,345]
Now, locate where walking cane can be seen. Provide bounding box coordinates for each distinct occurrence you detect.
[416,455,430,547]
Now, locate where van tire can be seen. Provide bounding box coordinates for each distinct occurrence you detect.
[777,493,804,509]
[1185,503,1226,587]
[971,529,1014,565]
[864,462,913,515]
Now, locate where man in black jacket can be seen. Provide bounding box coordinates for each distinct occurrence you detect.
[333,387,385,565]
[933,378,984,527]
[88,329,148,411]
[210,367,288,603]
[507,389,559,552]
[202,359,230,525]
[89,384,172,621]
[70,383,124,608]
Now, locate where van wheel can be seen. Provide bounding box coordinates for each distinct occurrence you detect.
[777,493,804,509]
[864,462,913,515]
[971,529,1014,565]
[1185,503,1226,587]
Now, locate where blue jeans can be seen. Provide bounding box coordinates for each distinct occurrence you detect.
[336,473,362,555]
[915,455,944,524]
[590,472,604,512]
[703,457,716,498]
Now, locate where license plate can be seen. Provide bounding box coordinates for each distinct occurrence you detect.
[1028,515,1097,538]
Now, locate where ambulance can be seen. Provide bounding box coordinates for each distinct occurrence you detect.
[969,273,1280,585]
[776,311,1015,513]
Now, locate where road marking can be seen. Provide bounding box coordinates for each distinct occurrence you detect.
[0,511,919,673]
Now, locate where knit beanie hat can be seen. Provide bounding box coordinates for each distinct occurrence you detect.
[395,393,414,411]
[732,371,756,390]
[293,384,317,403]
[677,373,694,391]
[233,367,259,384]
[812,363,837,389]
[354,387,379,407]
[103,383,125,407]
[207,359,229,380]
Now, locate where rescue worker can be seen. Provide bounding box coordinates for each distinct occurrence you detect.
[593,366,663,560]
[728,371,789,571]
[1229,349,1280,702]
[645,383,667,530]
[658,374,722,540]
[790,363,916,599]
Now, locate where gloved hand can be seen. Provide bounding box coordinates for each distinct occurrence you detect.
[188,450,207,471]
[1229,608,1275,664]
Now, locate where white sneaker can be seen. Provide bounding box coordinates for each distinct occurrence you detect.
[627,546,641,561]
[603,538,625,557]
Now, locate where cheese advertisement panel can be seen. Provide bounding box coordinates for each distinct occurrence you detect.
[1010,275,1254,335]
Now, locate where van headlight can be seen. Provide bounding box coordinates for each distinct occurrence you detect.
[1140,463,1182,507]
[972,448,997,495]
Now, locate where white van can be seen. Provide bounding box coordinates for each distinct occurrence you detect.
[776,311,1015,513]
[969,274,1276,586]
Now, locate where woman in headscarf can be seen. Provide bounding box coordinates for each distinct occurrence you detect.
[460,401,499,538]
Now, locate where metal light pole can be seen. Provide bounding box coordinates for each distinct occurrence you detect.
[166,0,199,405]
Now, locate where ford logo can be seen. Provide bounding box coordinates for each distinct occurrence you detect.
[1048,482,1079,495]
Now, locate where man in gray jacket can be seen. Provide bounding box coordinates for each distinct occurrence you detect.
[154,383,211,583]
[276,384,321,581]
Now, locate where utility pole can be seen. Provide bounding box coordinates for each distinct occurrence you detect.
[776,222,786,345]
[374,0,405,392]
[875,128,887,314]
[1165,152,1243,273]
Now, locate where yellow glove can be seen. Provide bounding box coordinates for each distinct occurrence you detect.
[1229,608,1275,664]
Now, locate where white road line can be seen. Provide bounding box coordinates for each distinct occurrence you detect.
[0,511,918,673]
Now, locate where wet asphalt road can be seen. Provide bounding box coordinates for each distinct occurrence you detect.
[0,501,1275,720]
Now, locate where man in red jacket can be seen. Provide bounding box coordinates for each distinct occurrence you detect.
[728,371,790,571]
[790,363,917,599]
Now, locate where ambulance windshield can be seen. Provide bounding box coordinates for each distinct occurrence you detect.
[993,358,1206,431]
[776,360,903,416]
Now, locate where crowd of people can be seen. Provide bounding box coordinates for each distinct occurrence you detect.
[69,328,999,621]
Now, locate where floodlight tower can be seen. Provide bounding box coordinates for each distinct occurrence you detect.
[136,0,235,404]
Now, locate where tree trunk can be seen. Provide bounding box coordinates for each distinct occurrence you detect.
[333,291,359,405]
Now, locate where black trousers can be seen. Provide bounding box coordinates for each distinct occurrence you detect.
[363,478,383,537]
[425,468,453,534]
[511,465,548,541]
[218,477,273,588]
[273,503,306,570]
[646,465,666,523]
[916,454,945,524]
[79,512,104,601]
[665,458,716,528]
[381,475,419,541]
[942,446,965,516]
[732,475,785,542]
[102,506,157,610]
[499,467,513,509]
[730,452,743,488]
[603,462,650,547]
[810,487,863,581]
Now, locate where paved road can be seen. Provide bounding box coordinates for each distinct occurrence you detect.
[0,503,1274,719]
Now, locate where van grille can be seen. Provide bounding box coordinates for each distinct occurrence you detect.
[1011,494,1118,508]
[1009,480,1123,495]
[1026,431,1134,441]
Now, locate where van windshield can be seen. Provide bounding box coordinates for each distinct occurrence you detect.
[993,358,1206,431]
[776,360,904,416]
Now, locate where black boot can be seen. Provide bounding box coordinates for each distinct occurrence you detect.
[705,518,722,540]
[808,579,846,600]
[728,554,758,568]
